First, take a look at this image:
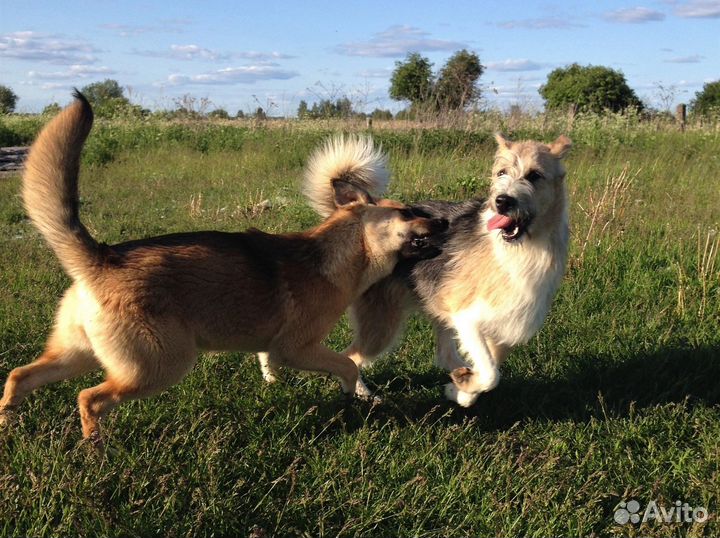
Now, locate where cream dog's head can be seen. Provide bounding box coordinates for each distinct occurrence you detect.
[487,133,572,243]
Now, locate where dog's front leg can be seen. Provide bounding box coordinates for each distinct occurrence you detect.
[444,317,500,407]
[257,352,279,383]
[433,322,469,372]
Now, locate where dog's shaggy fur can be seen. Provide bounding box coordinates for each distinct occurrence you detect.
[0,93,446,442]
[305,133,572,406]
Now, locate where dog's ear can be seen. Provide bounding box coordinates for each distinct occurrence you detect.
[548,135,572,158]
[333,180,374,209]
[494,132,512,150]
[450,366,474,389]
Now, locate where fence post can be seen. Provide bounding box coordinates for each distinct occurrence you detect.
[675,104,686,132]
[567,103,577,130]
[366,117,373,130]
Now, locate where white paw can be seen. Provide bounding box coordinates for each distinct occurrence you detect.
[474,365,500,392]
[258,352,279,384]
[261,370,278,384]
[444,383,479,408]
[354,376,381,403]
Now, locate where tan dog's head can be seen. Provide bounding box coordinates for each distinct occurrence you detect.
[331,180,448,267]
[487,133,572,243]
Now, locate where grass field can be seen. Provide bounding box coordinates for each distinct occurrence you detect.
[0,117,719,537]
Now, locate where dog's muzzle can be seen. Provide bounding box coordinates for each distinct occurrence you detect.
[402,218,449,259]
[489,195,532,242]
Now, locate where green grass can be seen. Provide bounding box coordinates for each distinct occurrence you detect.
[0,122,719,537]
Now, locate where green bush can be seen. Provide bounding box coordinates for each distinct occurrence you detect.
[0,85,18,115]
[690,80,720,118]
[540,64,643,114]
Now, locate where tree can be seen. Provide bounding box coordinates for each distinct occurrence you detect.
[254,107,267,120]
[208,108,230,119]
[297,100,309,118]
[539,64,643,113]
[42,102,62,116]
[370,108,393,120]
[79,79,145,118]
[434,49,484,110]
[81,79,125,106]
[0,85,18,114]
[303,98,356,119]
[335,97,353,118]
[690,80,720,116]
[389,53,434,107]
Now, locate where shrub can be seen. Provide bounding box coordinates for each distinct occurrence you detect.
[540,64,643,114]
[690,80,720,118]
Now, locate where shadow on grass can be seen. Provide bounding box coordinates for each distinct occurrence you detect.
[320,344,720,433]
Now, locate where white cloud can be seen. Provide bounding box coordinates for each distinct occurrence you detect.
[170,44,224,61]
[356,68,393,78]
[99,20,189,37]
[133,45,295,62]
[674,0,720,18]
[28,65,116,80]
[0,31,98,64]
[486,59,546,72]
[497,18,583,29]
[664,54,704,63]
[335,25,465,57]
[165,65,299,86]
[603,7,666,23]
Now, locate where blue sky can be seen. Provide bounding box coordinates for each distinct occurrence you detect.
[2,0,719,114]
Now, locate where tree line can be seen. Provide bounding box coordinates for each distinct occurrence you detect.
[1,61,719,118]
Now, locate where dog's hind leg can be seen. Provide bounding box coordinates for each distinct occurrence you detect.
[276,344,359,397]
[0,345,99,425]
[77,318,199,443]
[0,299,100,425]
[77,378,159,444]
[344,279,413,398]
[1,285,101,425]
[344,278,413,368]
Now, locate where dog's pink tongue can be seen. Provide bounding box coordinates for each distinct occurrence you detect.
[487,213,513,231]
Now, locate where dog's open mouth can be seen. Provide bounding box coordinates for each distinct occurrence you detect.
[487,213,528,242]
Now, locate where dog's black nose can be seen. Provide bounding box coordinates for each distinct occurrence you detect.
[495,194,516,214]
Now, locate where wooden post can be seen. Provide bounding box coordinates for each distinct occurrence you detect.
[366,117,372,130]
[509,105,521,129]
[567,103,577,130]
[675,104,686,132]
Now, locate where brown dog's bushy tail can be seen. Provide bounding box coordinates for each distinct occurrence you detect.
[303,135,389,218]
[22,91,102,282]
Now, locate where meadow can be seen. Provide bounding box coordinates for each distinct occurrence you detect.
[0,112,718,537]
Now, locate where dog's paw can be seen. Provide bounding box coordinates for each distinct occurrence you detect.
[475,365,500,392]
[354,377,375,399]
[450,365,500,393]
[444,383,479,408]
[261,370,279,384]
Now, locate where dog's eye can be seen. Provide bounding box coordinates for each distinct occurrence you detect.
[525,170,543,183]
[497,169,507,177]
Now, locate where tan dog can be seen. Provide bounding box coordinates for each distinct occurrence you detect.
[302,133,572,405]
[0,93,446,442]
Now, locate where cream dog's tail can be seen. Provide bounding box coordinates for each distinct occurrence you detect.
[303,135,390,218]
[22,91,102,282]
